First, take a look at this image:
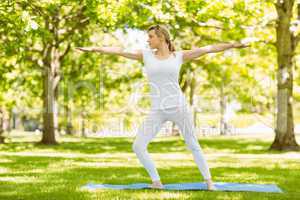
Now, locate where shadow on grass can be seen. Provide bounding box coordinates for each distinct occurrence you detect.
[0,153,298,200]
[0,136,288,155]
[200,138,277,154]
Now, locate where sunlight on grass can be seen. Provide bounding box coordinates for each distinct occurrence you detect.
[0,158,13,163]
[0,134,299,200]
[0,167,10,174]
[245,144,265,151]
[0,176,41,183]
[72,161,129,167]
[215,194,245,200]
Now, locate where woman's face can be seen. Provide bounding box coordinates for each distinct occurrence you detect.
[147,29,162,49]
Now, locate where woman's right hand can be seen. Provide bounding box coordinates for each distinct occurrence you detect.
[75,47,95,52]
[75,46,124,54]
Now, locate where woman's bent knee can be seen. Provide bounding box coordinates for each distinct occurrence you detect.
[132,140,146,153]
[186,141,202,152]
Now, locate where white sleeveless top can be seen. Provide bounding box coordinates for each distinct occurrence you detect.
[142,49,188,110]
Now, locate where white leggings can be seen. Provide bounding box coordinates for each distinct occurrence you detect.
[132,105,212,182]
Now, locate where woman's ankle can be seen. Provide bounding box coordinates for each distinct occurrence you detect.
[152,180,162,184]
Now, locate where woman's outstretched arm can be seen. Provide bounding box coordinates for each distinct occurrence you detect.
[75,46,143,61]
[182,42,249,63]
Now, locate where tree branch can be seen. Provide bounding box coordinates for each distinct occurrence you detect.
[296,35,300,47]
[59,43,71,61]
[191,16,276,32]
[58,6,89,43]
[59,18,89,43]
[53,75,60,90]
[190,18,226,30]
[296,3,300,47]
[256,40,276,47]
[23,54,44,70]
[24,46,43,54]
[16,1,45,16]
[197,35,223,43]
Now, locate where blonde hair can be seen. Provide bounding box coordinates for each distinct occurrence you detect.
[147,24,175,52]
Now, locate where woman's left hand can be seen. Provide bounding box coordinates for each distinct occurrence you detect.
[232,42,250,48]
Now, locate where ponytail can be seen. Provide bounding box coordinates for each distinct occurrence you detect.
[166,39,175,52]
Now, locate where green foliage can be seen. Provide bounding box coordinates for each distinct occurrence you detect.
[0,0,298,134]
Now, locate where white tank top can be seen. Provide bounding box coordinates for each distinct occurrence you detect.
[142,49,188,110]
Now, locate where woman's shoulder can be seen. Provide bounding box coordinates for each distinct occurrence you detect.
[174,50,183,57]
[141,48,153,53]
[141,49,154,57]
[174,50,184,64]
[140,49,154,64]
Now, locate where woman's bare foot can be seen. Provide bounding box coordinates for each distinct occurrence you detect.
[149,180,164,189]
[206,179,216,191]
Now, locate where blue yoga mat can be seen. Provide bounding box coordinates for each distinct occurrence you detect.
[81,182,283,193]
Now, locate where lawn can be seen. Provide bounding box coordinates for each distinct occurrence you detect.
[0,132,299,200]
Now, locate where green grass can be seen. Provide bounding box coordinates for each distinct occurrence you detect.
[195,113,272,128]
[195,111,300,128]
[0,132,299,200]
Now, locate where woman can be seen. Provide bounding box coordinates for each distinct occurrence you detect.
[76,24,248,190]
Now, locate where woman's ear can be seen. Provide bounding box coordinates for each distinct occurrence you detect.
[158,35,165,42]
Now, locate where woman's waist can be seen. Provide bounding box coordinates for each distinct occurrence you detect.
[149,87,183,96]
[149,92,185,99]
[150,97,189,110]
[150,95,188,104]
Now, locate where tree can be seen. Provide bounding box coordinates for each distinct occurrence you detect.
[17,1,94,144]
[270,0,300,150]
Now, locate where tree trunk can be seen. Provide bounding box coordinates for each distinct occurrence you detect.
[0,107,5,143]
[66,103,73,135]
[41,66,57,144]
[220,79,229,135]
[81,112,87,137]
[270,0,299,151]
[12,109,16,129]
[41,46,60,145]
[7,108,12,132]
[54,84,59,135]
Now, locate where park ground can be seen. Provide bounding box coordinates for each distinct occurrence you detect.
[0,131,299,200]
